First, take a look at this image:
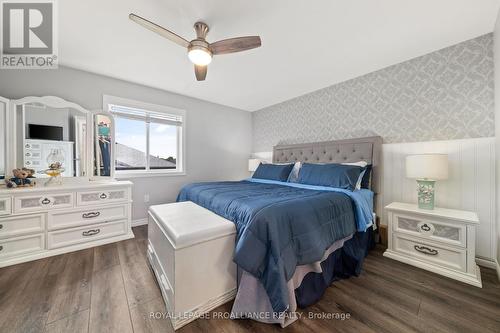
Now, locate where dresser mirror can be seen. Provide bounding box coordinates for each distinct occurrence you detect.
[3,96,115,181]
[94,113,114,177]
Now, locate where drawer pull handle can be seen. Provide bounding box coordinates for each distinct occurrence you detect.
[0,224,3,229]
[82,229,101,237]
[0,245,3,251]
[414,245,438,256]
[99,193,108,199]
[420,224,431,232]
[41,198,51,205]
[82,212,101,219]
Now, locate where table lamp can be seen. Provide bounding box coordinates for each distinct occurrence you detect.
[406,154,448,210]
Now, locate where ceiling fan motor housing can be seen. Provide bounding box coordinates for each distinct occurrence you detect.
[188,39,212,56]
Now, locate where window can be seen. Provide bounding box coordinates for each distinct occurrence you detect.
[104,96,185,176]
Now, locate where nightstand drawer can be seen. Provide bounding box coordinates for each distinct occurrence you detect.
[393,213,466,247]
[393,234,466,272]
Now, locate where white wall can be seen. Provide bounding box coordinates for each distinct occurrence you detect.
[494,9,500,277]
[24,105,70,141]
[0,66,252,221]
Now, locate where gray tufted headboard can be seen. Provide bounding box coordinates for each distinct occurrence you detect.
[273,136,383,195]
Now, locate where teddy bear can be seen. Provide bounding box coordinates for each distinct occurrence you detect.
[5,168,36,188]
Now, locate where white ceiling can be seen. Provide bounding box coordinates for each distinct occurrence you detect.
[60,0,500,111]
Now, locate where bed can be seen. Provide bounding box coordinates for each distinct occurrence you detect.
[177,136,382,326]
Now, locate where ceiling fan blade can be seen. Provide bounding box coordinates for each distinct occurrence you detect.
[194,65,207,81]
[210,36,261,55]
[129,13,190,48]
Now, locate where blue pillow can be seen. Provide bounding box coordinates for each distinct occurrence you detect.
[252,163,294,182]
[297,163,363,191]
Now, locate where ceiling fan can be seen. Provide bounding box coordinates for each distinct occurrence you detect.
[129,14,262,81]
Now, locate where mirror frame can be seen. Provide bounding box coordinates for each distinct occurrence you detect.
[92,110,115,179]
[6,96,114,180]
[0,96,9,179]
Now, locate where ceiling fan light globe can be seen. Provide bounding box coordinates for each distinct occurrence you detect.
[188,48,212,66]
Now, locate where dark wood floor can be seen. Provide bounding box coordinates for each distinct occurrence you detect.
[1,225,499,333]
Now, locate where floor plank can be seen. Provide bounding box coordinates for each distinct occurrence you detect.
[1,225,499,333]
[93,243,120,272]
[0,272,58,333]
[89,265,133,333]
[44,310,90,333]
[130,297,174,333]
[120,258,162,307]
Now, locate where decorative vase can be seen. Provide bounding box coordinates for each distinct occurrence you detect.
[416,179,435,210]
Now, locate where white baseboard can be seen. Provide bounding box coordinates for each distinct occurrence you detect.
[475,257,500,282]
[475,257,497,269]
[132,218,148,227]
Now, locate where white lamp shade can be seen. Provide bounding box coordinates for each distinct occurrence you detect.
[248,159,261,172]
[406,154,448,180]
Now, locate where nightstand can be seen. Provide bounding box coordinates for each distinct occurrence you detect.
[384,202,481,288]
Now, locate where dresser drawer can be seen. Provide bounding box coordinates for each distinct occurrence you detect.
[0,233,45,258]
[24,142,42,150]
[393,213,466,247]
[392,233,466,272]
[24,159,42,168]
[0,197,12,216]
[14,193,74,213]
[77,188,128,206]
[48,204,128,230]
[0,214,45,239]
[24,151,42,159]
[48,220,127,249]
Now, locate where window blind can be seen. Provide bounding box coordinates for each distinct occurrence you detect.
[109,104,183,126]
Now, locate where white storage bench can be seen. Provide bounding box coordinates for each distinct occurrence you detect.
[147,201,237,330]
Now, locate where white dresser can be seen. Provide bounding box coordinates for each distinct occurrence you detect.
[384,202,481,287]
[0,180,133,268]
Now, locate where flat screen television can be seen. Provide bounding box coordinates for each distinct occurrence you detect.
[27,124,63,141]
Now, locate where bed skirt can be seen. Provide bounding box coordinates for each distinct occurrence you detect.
[231,227,375,327]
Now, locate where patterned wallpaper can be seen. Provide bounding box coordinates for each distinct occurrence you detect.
[252,34,494,151]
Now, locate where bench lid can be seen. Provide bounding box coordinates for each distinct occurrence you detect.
[149,201,236,249]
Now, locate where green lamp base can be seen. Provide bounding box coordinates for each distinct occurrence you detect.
[417,179,435,210]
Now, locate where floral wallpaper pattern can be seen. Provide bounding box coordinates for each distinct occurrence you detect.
[252,34,494,151]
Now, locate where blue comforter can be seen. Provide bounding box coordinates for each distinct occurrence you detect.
[177,179,373,313]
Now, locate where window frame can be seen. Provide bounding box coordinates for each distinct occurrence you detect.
[103,95,186,178]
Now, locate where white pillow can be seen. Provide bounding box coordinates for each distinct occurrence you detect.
[342,161,368,190]
[287,162,302,183]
